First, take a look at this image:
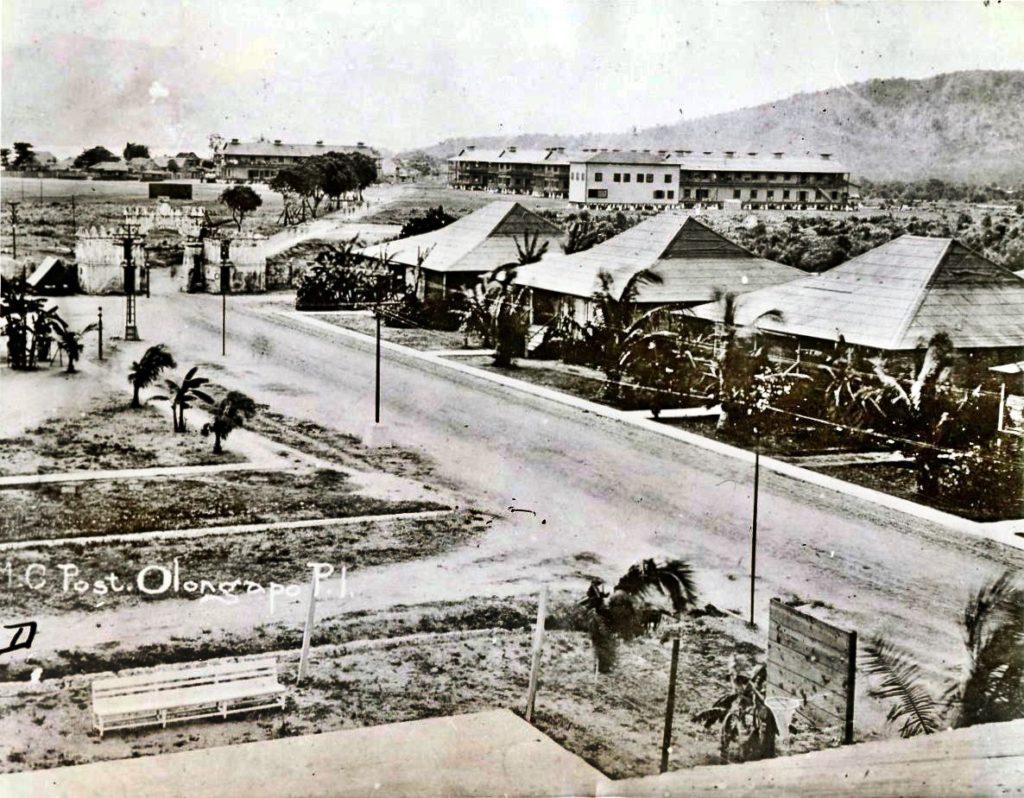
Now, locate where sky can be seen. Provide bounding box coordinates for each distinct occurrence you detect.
[3,0,1024,154]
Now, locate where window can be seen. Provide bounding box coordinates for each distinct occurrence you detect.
[664,174,673,183]
[783,189,790,200]
[750,189,758,199]
[683,188,691,198]
[588,188,608,199]
[733,189,741,199]
[667,190,675,199]
[653,190,664,199]
[624,173,631,182]
[798,190,808,201]
[637,173,645,182]
[613,173,621,182]
[766,190,774,199]
[831,191,839,200]
[594,172,603,182]
[646,173,654,183]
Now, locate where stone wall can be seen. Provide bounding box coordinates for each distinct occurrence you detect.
[201,234,268,293]
[74,227,147,294]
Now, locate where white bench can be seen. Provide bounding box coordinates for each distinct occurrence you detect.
[91,658,286,736]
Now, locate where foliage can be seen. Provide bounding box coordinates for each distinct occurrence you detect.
[128,344,177,408]
[384,292,466,332]
[219,185,263,230]
[51,319,99,374]
[295,237,400,311]
[863,570,1024,737]
[163,366,214,433]
[0,283,62,369]
[462,266,529,367]
[580,558,697,673]
[123,142,150,161]
[73,146,118,169]
[399,205,456,238]
[12,142,35,168]
[0,147,9,168]
[513,231,549,264]
[270,151,377,224]
[201,391,258,454]
[694,661,778,762]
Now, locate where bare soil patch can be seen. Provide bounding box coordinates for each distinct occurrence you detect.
[0,595,836,778]
[310,311,485,352]
[0,400,243,477]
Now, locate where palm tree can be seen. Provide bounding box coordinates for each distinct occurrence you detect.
[513,231,549,265]
[163,366,214,432]
[462,264,530,367]
[863,569,1024,738]
[51,318,99,374]
[580,558,697,673]
[128,344,177,408]
[201,391,258,453]
[701,289,783,432]
[561,215,605,255]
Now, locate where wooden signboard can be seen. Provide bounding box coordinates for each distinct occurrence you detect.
[766,598,857,744]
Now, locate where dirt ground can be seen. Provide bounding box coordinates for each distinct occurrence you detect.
[0,594,838,779]
[311,311,486,351]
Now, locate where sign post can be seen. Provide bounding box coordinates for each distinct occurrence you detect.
[659,637,681,773]
[524,585,548,723]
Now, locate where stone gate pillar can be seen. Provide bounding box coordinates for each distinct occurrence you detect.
[182,237,206,293]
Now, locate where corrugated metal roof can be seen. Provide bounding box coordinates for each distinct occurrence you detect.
[666,153,848,174]
[514,214,802,303]
[358,201,566,274]
[693,235,1024,350]
[448,149,505,163]
[222,142,378,158]
[573,151,667,165]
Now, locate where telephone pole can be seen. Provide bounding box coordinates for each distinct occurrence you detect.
[122,223,141,341]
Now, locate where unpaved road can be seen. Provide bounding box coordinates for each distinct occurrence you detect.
[5,266,1024,736]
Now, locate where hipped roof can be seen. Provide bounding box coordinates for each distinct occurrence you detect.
[693,235,1024,350]
[359,201,566,274]
[513,214,802,303]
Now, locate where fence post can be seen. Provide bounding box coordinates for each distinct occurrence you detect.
[660,638,681,773]
[524,585,548,722]
[297,576,318,684]
[97,307,103,361]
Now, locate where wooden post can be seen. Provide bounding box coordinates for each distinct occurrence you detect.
[297,577,318,684]
[97,308,103,361]
[524,585,548,722]
[660,638,681,773]
[749,428,760,627]
[844,631,857,745]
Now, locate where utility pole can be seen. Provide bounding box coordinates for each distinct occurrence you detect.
[122,223,140,341]
[375,275,383,424]
[749,426,761,627]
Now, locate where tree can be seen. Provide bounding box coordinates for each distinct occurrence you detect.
[74,146,118,169]
[51,318,98,374]
[581,558,697,673]
[163,366,214,432]
[345,151,378,197]
[0,284,61,369]
[219,185,263,230]
[128,344,177,408]
[202,391,258,454]
[863,570,1024,738]
[694,661,779,762]
[123,142,150,161]
[1,148,10,168]
[399,206,456,238]
[462,265,530,367]
[12,142,35,169]
[562,214,608,255]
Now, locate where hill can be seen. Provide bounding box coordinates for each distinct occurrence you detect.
[412,71,1024,183]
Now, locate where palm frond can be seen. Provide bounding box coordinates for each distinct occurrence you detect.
[862,635,941,737]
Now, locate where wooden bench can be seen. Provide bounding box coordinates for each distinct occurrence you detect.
[91,658,286,736]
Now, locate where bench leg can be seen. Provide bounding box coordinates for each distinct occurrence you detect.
[220,701,227,719]
[160,709,167,729]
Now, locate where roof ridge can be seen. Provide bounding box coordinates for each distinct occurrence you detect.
[889,237,953,349]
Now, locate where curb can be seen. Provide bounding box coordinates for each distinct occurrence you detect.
[0,509,454,550]
[277,311,1024,552]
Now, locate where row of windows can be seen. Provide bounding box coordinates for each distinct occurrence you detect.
[587,188,677,200]
[679,171,839,184]
[592,171,674,184]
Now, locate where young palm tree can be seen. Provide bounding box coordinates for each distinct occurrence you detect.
[462,264,530,366]
[164,366,214,432]
[863,569,1024,738]
[128,344,177,408]
[581,558,697,673]
[694,660,779,762]
[201,391,258,454]
[561,215,606,255]
[51,318,99,374]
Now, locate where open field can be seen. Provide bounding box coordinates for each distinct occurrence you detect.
[359,182,573,226]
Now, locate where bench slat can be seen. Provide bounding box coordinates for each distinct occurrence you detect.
[94,679,284,717]
[92,658,278,693]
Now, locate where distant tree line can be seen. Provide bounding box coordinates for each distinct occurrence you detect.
[861,178,1024,205]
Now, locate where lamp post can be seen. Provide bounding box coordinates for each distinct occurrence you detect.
[122,223,140,341]
[220,238,231,357]
[9,201,19,261]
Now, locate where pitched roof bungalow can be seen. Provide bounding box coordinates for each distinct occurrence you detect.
[358,201,566,299]
[513,214,802,325]
[692,235,1024,366]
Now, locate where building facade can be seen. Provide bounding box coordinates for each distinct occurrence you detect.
[448,146,852,209]
[217,140,382,182]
